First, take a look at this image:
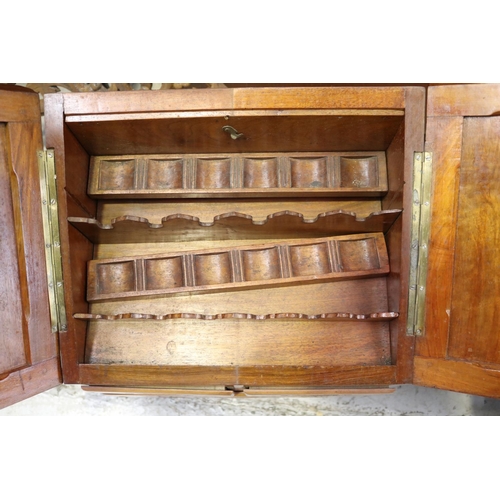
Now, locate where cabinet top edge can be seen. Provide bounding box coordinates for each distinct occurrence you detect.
[56,86,412,116]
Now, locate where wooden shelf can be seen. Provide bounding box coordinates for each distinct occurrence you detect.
[75,311,399,321]
[87,233,390,301]
[88,151,387,198]
[68,209,401,244]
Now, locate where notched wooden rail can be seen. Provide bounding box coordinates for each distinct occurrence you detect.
[88,152,387,198]
[87,233,389,301]
[74,311,399,321]
[68,209,402,243]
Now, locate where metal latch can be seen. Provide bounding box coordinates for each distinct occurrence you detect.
[406,152,432,336]
[38,149,67,333]
[225,385,247,393]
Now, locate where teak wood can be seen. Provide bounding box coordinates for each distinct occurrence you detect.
[1,84,500,409]
[86,233,389,301]
[0,89,60,409]
[88,151,387,198]
[68,209,401,244]
[414,84,500,397]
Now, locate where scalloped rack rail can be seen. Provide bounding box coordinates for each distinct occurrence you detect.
[68,209,402,244]
[75,312,399,321]
[87,233,389,302]
[88,152,387,198]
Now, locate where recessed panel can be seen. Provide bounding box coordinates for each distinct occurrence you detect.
[145,257,183,290]
[242,247,281,281]
[290,157,328,188]
[289,243,331,276]
[98,160,136,190]
[340,156,378,188]
[338,238,380,271]
[243,158,279,188]
[97,261,136,295]
[146,159,183,189]
[196,158,231,189]
[0,125,26,373]
[194,252,232,286]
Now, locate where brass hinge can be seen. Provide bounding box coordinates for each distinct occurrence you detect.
[38,149,67,333]
[406,152,432,336]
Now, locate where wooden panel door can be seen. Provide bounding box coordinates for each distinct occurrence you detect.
[0,88,60,409]
[414,84,500,397]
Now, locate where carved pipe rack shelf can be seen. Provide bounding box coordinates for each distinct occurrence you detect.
[68,209,402,244]
[74,312,399,321]
[87,233,389,301]
[88,152,387,198]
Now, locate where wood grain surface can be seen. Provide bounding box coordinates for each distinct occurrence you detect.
[0,89,40,122]
[79,364,397,388]
[233,87,406,110]
[0,357,60,409]
[0,91,61,406]
[0,125,27,373]
[52,87,413,390]
[393,87,426,382]
[447,117,500,364]
[97,198,382,225]
[69,210,401,244]
[65,114,404,157]
[416,117,463,358]
[86,278,390,318]
[87,233,389,301]
[414,356,500,398]
[4,116,55,366]
[428,84,500,117]
[88,151,387,198]
[84,318,391,366]
[45,93,89,382]
[81,386,395,396]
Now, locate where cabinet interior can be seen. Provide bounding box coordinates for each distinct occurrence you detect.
[57,109,410,388]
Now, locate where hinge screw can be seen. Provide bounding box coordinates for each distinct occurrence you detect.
[50,199,56,205]
[416,154,421,161]
[61,325,67,330]
[419,286,425,291]
[416,329,422,335]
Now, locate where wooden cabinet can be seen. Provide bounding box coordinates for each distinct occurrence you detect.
[1,84,499,408]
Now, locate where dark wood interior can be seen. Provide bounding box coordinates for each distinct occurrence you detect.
[44,87,424,390]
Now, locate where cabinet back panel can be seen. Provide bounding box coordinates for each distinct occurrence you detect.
[88,278,389,317]
[97,198,382,225]
[85,319,391,366]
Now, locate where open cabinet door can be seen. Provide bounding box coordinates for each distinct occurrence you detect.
[414,84,500,397]
[0,88,61,409]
